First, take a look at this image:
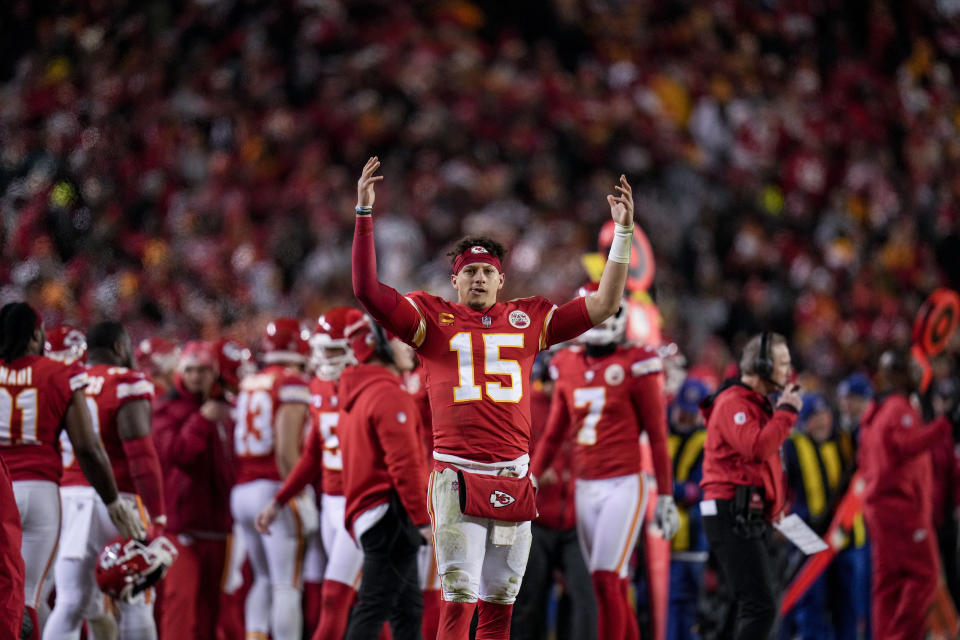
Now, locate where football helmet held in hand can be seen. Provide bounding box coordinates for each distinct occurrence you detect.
[96,536,178,602]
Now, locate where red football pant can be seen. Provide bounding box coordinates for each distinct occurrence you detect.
[592,570,639,640]
[161,536,228,640]
[0,459,24,640]
[871,526,939,640]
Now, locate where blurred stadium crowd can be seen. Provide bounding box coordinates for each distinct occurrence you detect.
[3,0,960,638]
[1,0,959,375]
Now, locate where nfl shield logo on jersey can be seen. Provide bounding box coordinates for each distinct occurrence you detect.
[509,311,531,329]
[490,490,516,508]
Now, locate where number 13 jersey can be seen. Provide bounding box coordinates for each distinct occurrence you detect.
[404,292,559,462]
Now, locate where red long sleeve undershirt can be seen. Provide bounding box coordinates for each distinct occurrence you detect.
[630,372,672,493]
[121,435,166,520]
[352,215,595,345]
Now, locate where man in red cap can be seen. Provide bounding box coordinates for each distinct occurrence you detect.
[153,340,236,640]
[860,348,949,640]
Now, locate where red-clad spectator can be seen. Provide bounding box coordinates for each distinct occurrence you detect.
[0,456,26,640]
[153,341,235,640]
[860,349,949,639]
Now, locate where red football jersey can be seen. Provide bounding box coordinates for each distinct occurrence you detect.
[536,344,670,482]
[0,354,88,483]
[235,364,311,484]
[308,377,343,496]
[61,364,155,492]
[403,292,558,462]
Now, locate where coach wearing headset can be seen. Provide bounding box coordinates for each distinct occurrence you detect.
[698,332,802,639]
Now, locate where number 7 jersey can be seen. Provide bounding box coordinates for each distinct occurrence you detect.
[403,292,558,462]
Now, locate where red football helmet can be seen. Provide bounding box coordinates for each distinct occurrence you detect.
[310,307,365,380]
[262,318,310,365]
[576,283,627,345]
[45,325,87,364]
[96,536,178,602]
[215,338,254,388]
[135,338,180,379]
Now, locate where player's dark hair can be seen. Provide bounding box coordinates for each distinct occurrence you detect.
[87,321,127,353]
[0,302,39,363]
[447,236,508,265]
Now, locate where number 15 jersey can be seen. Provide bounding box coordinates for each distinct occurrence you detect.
[404,292,565,463]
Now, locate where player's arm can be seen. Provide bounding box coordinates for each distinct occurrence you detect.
[275,401,309,478]
[530,387,572,484]
[544,175,635,347]
[351,156,424,343]
[885,410,949,458]
[116,399,166,529]
[629,369,672,492]
[258,424,323,534]
[64,390,145,539]
[584,174,633,324]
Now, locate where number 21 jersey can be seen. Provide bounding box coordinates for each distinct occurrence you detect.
[0,354,88,482]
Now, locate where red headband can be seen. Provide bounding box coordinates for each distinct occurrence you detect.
[453,246,502,275]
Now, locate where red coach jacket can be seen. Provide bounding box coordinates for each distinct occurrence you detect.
[859,393,946,532]
[339,364,430,537]
[153,379,235,536]
[700,380,797,520]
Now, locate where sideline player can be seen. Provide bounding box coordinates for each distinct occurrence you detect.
[46,321,165,639]
[0,303,144,638]
[232,318,312,640]
[351,156,634,638]
[257,306,367,640]
[530,284,678,640]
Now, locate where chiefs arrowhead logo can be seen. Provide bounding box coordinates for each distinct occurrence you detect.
[490,490,516,508]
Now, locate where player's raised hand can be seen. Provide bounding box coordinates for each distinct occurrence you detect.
[606,174,634,227]
[357,156,384,209]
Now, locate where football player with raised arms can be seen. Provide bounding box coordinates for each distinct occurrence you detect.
[529,283,678,640]
[231,318,313,640]
[46,321,166,640]
[351,156,635,639]
[0,303,145,639]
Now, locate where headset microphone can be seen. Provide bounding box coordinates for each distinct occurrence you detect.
[754,331,783,391]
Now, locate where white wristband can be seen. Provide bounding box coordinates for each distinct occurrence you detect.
[608,223,634,264]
